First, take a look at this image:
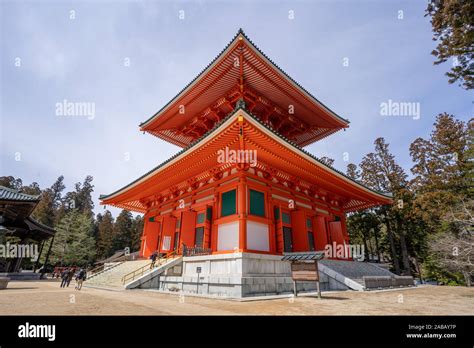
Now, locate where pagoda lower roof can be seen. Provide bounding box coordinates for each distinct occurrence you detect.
[139,29,349,148]
[101,105,391,213]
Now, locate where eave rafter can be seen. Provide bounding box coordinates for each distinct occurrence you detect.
[174,84,312,144]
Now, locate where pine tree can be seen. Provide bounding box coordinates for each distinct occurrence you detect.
[131,215,144,252]
[426,0,474,89]
[112,210,134,252]
[319,156,335,167]
[0,176,23,189]
[63,176,94,217]
[49,210,96,266]
[410,114,472,285]
[96,210,114,259]
[359,138,412,274]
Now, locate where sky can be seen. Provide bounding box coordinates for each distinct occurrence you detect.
[1,0,471,217]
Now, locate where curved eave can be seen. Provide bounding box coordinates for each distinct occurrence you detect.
[100,110,239,204]
[139,29,349,134]
[239,108,392,205]
[102,106,391,212]
[25,217,56,236]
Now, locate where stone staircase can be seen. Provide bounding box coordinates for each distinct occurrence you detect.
[85,260,151,289]
[319,260,411,291]
[124,256,183,289]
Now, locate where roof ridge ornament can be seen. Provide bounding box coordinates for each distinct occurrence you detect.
[235,98,246,110]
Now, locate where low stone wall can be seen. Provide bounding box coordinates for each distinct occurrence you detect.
[363,275,415,289]
[0,277,9,289]
[0,272,41,281]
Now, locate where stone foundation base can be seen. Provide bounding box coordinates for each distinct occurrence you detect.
[135,252,350,298]
[0,272,41,281]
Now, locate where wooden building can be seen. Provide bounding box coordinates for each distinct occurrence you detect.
[0,186,55,277]
[100,30,392,260]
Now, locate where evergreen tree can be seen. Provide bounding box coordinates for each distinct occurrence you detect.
[96,210,114,259]
[131,215,144,252]
[319,156,335,167]
[359,138,411,274]
[63,176,95,217]
[426,0,474,89]
[346,163,361,181]
[21,182,41,196]
[112,210,134,252]
[32,176,65,227]
[0,176,23,190]
[49,210,96,266]
[410,114,472,285]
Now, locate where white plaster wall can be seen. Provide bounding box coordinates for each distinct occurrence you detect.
[246,221,269,251]
[217,221,239,251]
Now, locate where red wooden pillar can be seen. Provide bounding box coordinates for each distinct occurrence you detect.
[268,198,276,254]
[160,215,176,252]
[211,193,219,251]
[180,210,196,249]
[291,210,307,251]
[313,215,328,251]
[140,218,160,258]
[340,214,350,244]
[275,205,284,254]
[238,175,247,251]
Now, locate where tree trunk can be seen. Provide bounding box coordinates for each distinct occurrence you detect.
[413,256,423,284]
[362,233,370,262]
[399,231,411,276]
[373,227,381,262]
[463,270,472,287]
[386,220,400,274]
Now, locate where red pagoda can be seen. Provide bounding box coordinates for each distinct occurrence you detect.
[100,29,392,267]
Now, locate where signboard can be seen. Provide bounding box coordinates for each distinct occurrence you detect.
[162,236,171,251]
[291,262,319,281]
[196,267,202,274]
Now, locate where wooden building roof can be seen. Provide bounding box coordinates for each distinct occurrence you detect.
[0,185,55,240]
[101,104,391,213]
[139,29,349,148]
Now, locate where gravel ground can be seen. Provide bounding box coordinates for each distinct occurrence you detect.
[0,280,472,315]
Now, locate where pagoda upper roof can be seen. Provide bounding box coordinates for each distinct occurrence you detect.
[102,104,391,213]
[139,29,349,148]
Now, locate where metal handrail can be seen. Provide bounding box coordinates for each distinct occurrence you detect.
[121,250,179,285]
[88,260,126,279]
[88,252,138,279]
[87,264,104,276]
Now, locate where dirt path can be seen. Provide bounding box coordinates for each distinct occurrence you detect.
[0,280,472,315]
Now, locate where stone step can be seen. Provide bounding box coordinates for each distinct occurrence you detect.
[318,260,411,291]
[86,260,151,288]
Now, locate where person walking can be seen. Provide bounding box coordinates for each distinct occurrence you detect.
[75,268,86,290]
[60,268,69,288]
[150,251,158,269]
[66,268,74,287]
